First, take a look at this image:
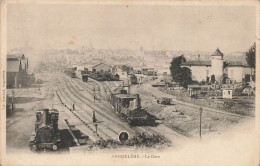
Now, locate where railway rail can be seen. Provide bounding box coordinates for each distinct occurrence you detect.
[56,75,137,139]
[56,73,171,138]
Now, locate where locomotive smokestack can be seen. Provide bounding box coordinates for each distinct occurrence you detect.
[136,94,141,108]
[42,109,49,126]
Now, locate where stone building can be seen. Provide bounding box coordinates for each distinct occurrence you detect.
[181,48,251,83]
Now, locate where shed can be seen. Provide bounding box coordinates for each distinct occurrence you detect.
[92,63,112,73]
[223,88,233,99]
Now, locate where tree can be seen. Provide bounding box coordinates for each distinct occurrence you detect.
[121,65,133,73]
[245,43,256,75]
[170,55,192,88]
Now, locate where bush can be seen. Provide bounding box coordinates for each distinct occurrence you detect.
[93,132,172,149]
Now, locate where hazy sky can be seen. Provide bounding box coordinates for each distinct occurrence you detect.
[7,4,256,53]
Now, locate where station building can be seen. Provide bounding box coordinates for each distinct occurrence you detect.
[92,63,113,73]
[7,54,29,88]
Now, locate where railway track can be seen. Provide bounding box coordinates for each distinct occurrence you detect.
[55,89,105,140]
[55,75,137,139]
[74,76,188,139]
[57,74,172,137]
[55,73,188,142]
[54,79,110,140]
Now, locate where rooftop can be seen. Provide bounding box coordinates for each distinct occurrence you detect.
[211,48,224,57]
[181,60,249,67]
[181,61,211,66]
[114,93,138,99]
[7,54,25,59]
[92,63,112,68]
[227,61,250,67]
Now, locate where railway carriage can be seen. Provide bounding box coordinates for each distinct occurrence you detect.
[88,71,120,81]
[64,68,76,78]
[82,75,88,82]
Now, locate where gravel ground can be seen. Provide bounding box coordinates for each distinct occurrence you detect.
[130,82,248,138]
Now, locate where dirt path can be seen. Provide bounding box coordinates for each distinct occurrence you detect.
[6,74,54,152]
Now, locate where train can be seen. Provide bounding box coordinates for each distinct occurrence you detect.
[82,75,88,82]
[64,68,76,78]
[129,74,138,84]
[87,71,120,81]
[109,89,156,126]
[29,109,61,151]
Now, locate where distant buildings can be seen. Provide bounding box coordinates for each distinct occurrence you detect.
[181,48,251,83]
[92,63,113,73]
[7,54,29,88]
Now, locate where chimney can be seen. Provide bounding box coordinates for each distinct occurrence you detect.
[42,109,49,126]
[136,94,141,108]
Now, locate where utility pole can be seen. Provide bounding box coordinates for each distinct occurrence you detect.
[199,107,203,139]
[93,86,100,103]
[92,111,98,138]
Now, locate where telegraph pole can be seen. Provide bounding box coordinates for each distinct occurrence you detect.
[93,86,100,103]
[199,107,203,139]
[92,111,98,138]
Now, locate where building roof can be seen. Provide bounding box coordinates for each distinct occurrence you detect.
[223,88,233,90]
[181,60,249,68]
[181,61,211,66]
[7,60,22,72]
[7,54,25,59]
[188,85,210,88]
[211,48,224,57]
[92,63,112,69]
[114,93,137,99]
[227,61,250,67]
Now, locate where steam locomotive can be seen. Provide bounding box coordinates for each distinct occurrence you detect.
[29,109,61,151]
[129,74,138,84]
[109,90,151,126]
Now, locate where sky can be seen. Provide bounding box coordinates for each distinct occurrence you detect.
[7,4,256,53]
